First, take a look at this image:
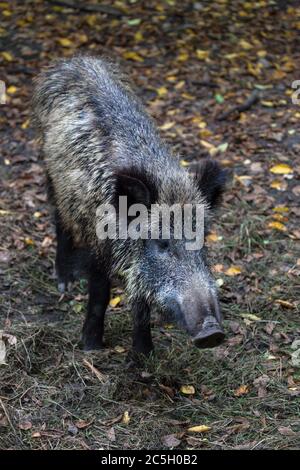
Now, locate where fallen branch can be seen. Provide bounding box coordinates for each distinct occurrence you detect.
[217,89,260,121]
[48,0,123,17]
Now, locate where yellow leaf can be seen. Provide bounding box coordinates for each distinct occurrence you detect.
[196,49,209,60]
[114,345,126,353]
[174,80,185,90]
[6,85,17,94]
[1,51,13,61]
[273,206,289,213]
[57,38,73,47]
[188,425,211,433]
[33,211,42,219]
[122,411,130,425]
[241,313,261,321]
[109,296,121,308]
[159,121,175,130]
[180,159,190,167]
[270,164,293,175]
[181,92,194,100]
[180,385,195,395]
[267,221,287,232]
[199,128,213,138]
[270,180,287,191]
[21,119,30,129]
[200,140,216,151]
[24,237,34,246]
[234,385,249,397]
[225,266,242,276]
[177,51,189,62]
[206,232,220,243]
[2,9,11,16]
[239,39,253,50]
[157,86,168,97]
[78,33,88,43]
[123,51,144,62]
[134,31,143,42]
[261,100,274,107]
[257,50,267,58]
[85,14,97,27]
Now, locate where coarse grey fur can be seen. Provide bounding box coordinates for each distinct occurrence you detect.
[32,56,225,350]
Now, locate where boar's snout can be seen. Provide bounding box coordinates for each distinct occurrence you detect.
[192,315,225,349]
[165,292,225,349]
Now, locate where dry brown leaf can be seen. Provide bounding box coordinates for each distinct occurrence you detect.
[162,434,181,448]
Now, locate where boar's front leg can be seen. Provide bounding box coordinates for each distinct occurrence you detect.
[131,298,154,357]
[55,210,75,293]
[82,263,110,351]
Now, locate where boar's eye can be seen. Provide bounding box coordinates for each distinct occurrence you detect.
[156,239,169,251]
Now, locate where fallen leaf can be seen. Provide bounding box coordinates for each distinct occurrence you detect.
[278,426,297,437]
[106,427,116,441]
[270,180,287,191]
[159,121,175,130]
[1,51,13,61]
[180,385,195,395]
[177,51,189,62]
[74,419,93,429]
[275,299,294,309]
[273,206,289,213]
[196,49,209,60]
[187,425,211,433]
[122,411,130,425]
[270,164,293,175]
[123,51,144,62]
[18,421,32,430]
[267,221,287,232]
[114,345,126,353]
[162,434,181,448]
[225,265,242,276]
[57,38,73,47]
[241,313,261,321]
[206,232,220,243]
[109,296,121,307]
[6,85,17,94]
[234,385,249,397]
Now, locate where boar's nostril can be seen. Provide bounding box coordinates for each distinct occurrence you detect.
[192,327,225,349]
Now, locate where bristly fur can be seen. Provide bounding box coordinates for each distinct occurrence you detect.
[32,55,225,306]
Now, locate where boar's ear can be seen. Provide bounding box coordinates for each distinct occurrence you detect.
[115,172,155,207]
[194,159,226,209]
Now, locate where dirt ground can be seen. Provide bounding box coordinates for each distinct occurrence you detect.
[0,0,300,450]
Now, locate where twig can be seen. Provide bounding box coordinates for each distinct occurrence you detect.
[48,0,124,17]
[0,397,22,445]
[217,89,260,121]
[82,358,107,383]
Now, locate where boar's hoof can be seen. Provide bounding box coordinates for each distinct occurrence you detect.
[82,336,105,352]
[192,327,225,349]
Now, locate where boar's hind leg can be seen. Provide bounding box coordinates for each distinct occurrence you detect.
[82,263,110,351]
[131,299,154,357]
[55,210,75,293]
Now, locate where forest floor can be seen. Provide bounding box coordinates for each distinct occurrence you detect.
[0,0,300,450]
